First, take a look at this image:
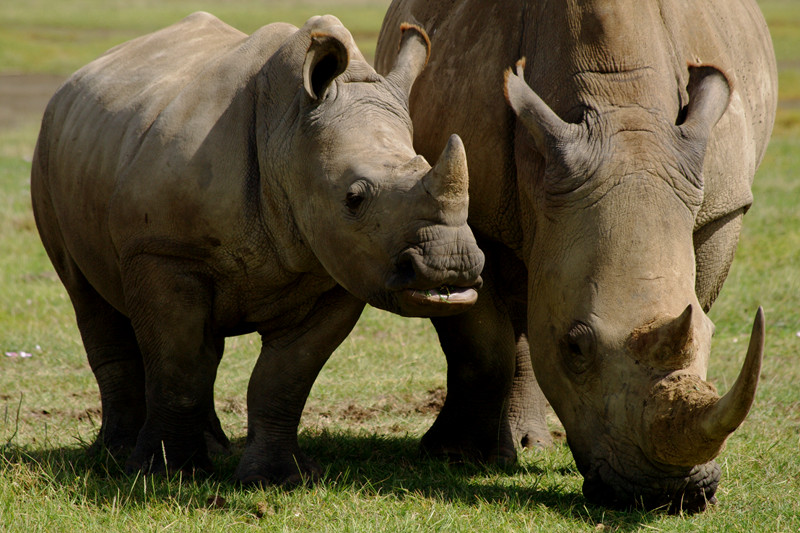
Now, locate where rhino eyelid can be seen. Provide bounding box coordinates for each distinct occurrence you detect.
[343,179,373,216]
[561,321,597,376]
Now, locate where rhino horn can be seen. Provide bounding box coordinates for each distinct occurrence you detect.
[422,134,469,212]
[698,306,764,441]
[385,23,431,97]
[628,304,696,369]
[646,307,764,466]
[668,304,695,355]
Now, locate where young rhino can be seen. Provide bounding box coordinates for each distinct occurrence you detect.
[30,12,484,484]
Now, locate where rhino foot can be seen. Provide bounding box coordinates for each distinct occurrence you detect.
[420,416,517,466]
[87,428,138,462]
[124,434,214,477]
[235,451,322,487]
[204,410,231,456]
[514,424,554,450]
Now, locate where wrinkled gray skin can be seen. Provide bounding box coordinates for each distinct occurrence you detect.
[376,0,776,512]
[31,12,485,484]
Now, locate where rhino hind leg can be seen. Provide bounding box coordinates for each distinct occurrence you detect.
[204,400,231,456]
[204,336,231,456]
[120,256,223,475]
[31,165,146,458]
[693,209,744,312]
[36,230,146,457]
[76,292,147,458]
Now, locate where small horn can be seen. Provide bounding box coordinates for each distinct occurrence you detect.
[422,134,469,206]
[628,304,695,369]
[699,306,765,440]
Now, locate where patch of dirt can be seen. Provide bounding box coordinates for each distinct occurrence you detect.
[25,406,101,424]
[549,428,566,444]
[76,407,102,423]
[414,387,446,415]
[20,271,60,283]
[218,397,247,416]
[339,403,379,422]
[300,387,447,430]
[0,74,65,131]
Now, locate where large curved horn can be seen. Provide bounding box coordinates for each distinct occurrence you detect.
[646,307,765,466]
[699,306,765,440]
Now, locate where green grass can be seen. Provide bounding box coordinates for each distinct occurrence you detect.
[0,0,388,74]
[1,1,799,531]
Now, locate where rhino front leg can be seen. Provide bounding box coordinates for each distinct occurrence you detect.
[424,263,519,465]
[508,334,553,449]
[122,255,221,474]
[236,286,364,486]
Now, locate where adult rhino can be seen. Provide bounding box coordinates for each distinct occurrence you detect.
[376,0,776,512]
[31,12,485,484]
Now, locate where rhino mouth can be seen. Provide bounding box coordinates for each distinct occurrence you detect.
[398,285,479,316]
[580,456,720,514]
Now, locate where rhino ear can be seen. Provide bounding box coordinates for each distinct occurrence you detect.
[386,23,431,97]
[303,32,349,100]
[504,58,583,155]
[678,66,730,140]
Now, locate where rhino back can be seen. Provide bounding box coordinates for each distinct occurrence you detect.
[376,0,776,243]
[34,12,298,311]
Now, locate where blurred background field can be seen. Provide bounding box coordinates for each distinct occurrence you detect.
[1,1,798,531]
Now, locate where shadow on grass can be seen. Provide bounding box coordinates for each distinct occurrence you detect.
[0,431,659,531]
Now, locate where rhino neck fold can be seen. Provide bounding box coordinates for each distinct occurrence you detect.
[253,59,327,277]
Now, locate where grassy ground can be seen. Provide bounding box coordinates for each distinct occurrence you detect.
[1,1,798,531]
[0,0,388,74]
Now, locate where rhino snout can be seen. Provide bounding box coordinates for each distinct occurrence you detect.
[387,244,484,291]
[384,234,484,317]
[580,455,720,514]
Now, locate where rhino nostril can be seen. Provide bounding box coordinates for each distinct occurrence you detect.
[397,255,417,280]
[386,252,418,290]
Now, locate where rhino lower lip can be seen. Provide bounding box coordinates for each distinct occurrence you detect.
[406,286,477,304]
[391,285,479,317]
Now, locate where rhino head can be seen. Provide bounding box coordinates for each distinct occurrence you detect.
[505,60,764,512]
[258,17,484,317]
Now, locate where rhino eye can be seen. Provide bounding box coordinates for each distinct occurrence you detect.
[560,322,596,375]
[344,180,371,215]
[345,191,365,213]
